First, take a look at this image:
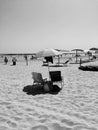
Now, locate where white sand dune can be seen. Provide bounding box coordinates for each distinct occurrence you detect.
[0,57,98,130]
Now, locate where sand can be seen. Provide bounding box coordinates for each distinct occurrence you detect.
[0,57,98,130]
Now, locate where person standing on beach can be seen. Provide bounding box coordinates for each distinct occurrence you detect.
[79,58,82,67]
[4,56,8,65]
[12,57,17,65]
[24,55,28,65]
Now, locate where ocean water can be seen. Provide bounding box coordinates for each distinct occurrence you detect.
[0,55,98,130]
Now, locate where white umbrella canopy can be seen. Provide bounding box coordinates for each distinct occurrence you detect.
[36,48,61,58]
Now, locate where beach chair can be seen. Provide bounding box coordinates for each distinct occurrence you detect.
[49,71,64,88]
[32,72,47,85]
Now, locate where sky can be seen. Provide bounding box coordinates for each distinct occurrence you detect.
[0,0,98,53]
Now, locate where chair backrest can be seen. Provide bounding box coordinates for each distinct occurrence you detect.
[49,71,62,82]
[32,72,43,83]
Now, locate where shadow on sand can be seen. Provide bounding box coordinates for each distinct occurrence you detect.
[23,84,62,96]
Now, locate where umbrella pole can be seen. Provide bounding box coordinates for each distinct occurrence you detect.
[58,55,60,65]
[48,62,50,80]
[76,51,78,63]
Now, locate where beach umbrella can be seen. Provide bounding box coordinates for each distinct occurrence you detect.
[36,48,62,79]
[36,48,61,58]
[89,47,98,51]
[71,49,84,63]
[36,48,62,65]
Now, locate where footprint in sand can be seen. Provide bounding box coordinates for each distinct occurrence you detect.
[51,123,72,130]
[73,125,97,130]
[0,125,8,130]
[7,120,17,128]
[30,125,49,130]
[61,118,76,126]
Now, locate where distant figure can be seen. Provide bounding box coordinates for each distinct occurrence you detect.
[92,55,97,60]
[4,56,8,64]
[12,57,17,65]
[79,58,82,67]
[24,55,28,65]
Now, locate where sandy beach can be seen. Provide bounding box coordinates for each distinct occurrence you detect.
[1,0,98,129]
[0,57,98,130]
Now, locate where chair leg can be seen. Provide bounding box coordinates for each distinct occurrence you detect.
[61,79,64,89]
